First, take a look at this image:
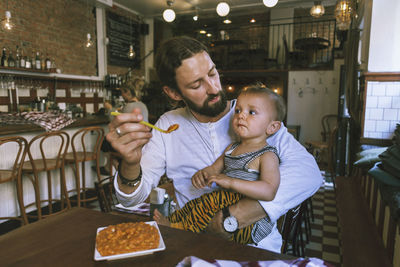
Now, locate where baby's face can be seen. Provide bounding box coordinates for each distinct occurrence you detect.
[233,93,276,139]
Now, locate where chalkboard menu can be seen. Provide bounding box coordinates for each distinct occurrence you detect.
[106,11,140,68]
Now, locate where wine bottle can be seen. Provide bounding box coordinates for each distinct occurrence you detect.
[25,54,31,69]
[1,47,6,67]
[8,51,15,67]
[15,46,20,68]
[45,53,51,70]
[35,51,41,70]
[20,49,26,68]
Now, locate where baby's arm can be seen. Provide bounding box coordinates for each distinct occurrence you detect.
[208,152,280,201]
[192,144,231,189]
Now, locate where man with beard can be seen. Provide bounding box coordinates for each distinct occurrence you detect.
[106,36,322,252]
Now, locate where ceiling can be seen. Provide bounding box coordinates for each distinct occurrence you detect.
[113,0,338,18]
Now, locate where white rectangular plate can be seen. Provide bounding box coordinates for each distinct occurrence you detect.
[94,221,166,261]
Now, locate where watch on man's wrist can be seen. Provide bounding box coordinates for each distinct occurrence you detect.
[222,206,238,233]
[118,162,142,187]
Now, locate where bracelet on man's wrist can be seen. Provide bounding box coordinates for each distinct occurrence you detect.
[118,162,142,187]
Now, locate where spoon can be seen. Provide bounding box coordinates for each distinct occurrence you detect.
[111,111,179,134]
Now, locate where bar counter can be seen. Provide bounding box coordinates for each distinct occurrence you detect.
[0,114,109,136]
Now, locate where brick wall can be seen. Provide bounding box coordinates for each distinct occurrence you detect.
[0,0,97,76]
[364,81,400,139]
[0,0,144,77]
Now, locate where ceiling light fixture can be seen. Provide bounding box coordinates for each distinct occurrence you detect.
[193,7,199,21]
[163,0,176,23]
[1,11,14,31]
[223,19,232,24]
[263,0,279,8]
[310,1,325,18]
[216,2,230,17]
[335,0,353,30]
[127,18,135,60]
[2,0,14,31]
[250,18,256,23]
[84,0,93,48]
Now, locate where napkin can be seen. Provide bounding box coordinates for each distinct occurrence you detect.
[176,256,335,267]
[115,203,150,216]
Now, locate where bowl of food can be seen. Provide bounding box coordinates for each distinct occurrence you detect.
[94,221,166,261]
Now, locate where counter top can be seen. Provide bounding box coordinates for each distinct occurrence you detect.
[0,114,109,136]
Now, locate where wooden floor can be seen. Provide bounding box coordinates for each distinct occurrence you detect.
[335,176,392,267]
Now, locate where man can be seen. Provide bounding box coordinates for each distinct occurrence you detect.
[107,36,322,253]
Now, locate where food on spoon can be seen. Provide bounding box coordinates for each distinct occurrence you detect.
[96,222,160,256]
[167,124,179,132]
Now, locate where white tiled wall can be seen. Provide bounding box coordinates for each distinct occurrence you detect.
[364,81,400,139]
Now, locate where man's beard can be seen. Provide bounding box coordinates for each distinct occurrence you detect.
[182,90,228,117]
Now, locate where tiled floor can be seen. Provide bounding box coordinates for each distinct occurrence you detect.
[304,173,342,266]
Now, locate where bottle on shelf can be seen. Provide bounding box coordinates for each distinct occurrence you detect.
[20,49,26,68]
[45,53,51,70]
[35,51,41,70]
[15,46,20,68]
[25,53,31,69]
[8,51,15,67]
[1,47,8,67]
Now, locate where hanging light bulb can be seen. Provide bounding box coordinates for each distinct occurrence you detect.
[128,44,135,59]
[193,14,198,21]
[310,1,325,18]
[85,33,94,48]
[1,11,14,31]
[216,2,230,17]
[163,0,176,22]
[263,0,279,8]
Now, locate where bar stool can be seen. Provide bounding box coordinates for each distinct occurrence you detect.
[22,131,71,220]
[0,136,29,226]
[64,126,104,207]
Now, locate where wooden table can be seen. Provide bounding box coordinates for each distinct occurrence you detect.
[0,207,293,266]
[294,37,330,66]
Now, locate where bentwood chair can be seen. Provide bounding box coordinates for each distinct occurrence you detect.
[0,136,29,225]
[64,126,104,207]
[22,131,71,220]
[280,202,306,257]
[95,175,117,213]
[305,114,338,166]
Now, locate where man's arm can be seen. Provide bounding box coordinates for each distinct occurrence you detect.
[205,198,266,235]
[106,109,152,194]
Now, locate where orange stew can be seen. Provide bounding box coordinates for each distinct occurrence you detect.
[96,222,160,256]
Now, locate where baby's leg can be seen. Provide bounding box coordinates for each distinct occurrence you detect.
[153,209,171,226]
[154,209,185,230]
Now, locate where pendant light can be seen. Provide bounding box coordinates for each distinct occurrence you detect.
[84,0,93,48]
[85,33,94,48]
[1,1,14,31]
[216,2,230,17]
[310,1,325,18]
[335,0,353,30]
[163,0,176,23]
[127,18,135,59]
[263,0,279,8]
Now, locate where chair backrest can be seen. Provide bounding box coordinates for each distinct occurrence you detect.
[95,176,117,212]
[26,131,70,172]
[70,126,105,160]
[0,136,28,183]
[321,114,338,142]
[24,131,71,220]
[0,136,29,225]
[280,202,304,255]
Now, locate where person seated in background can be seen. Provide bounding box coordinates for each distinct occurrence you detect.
[154,84,283,245]
[95,79,149,175]
[107,36,322,252]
